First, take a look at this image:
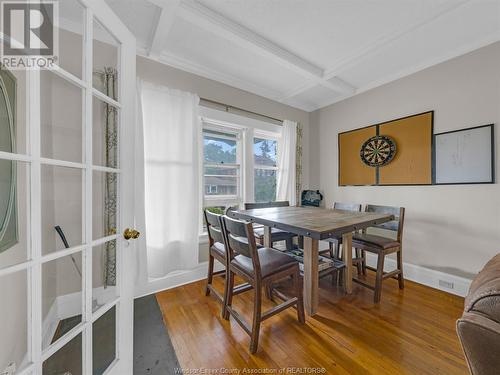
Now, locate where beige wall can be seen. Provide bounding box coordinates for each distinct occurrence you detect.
[310,42,500,278]
[137,55,314,262]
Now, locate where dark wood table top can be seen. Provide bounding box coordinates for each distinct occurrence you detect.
[231,206,394,240]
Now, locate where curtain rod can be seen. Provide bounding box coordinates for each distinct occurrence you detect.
[200,98,283,125]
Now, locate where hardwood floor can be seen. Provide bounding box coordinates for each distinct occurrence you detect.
[155,273,468,374]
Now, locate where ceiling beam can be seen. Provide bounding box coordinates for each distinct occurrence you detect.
[147,0,181,57]
[177,0,324,79]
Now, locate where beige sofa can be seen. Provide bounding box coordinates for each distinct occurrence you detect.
[457,254,500,375]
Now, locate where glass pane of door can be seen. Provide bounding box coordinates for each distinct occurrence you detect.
[92,306,116,375]
[43,333,82,375]
[0,270,28,373]
[0,161,29,271]
[42,253,83,350]
[40,71,84,163]
[93,20,119,99]
[92,240,118,312]
[93,96,119,168]
[41,165,84,255]
[57,0,85,79]
[0,1,134,373]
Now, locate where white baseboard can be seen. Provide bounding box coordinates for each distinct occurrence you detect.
[134,260,224,299]
[364,253,472,297]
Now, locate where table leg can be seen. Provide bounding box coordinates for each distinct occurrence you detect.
[342,232,353,294]
[303,237,319,316]
[263,226,272,247]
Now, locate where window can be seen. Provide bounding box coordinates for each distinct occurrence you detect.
[253,137,278,202]
[203,128,241,214]
[201,119,281,233]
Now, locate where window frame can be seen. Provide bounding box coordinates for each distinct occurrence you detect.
[200,118,281,236]
[202,119,243,214]
[253,131,280,203]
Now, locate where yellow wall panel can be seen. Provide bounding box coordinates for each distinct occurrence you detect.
[378,112,433,185]
[339,126,377,185]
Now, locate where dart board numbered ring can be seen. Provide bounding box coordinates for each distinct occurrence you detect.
[360,135,397,167]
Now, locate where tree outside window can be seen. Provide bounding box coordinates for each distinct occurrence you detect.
[253,138,277,202]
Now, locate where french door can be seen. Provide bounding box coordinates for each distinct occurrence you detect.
[0,1,136,374]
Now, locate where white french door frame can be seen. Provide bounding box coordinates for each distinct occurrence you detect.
[0,1,136,374]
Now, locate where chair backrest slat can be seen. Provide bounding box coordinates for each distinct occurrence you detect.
[227,234,252,258]
[223,215,248,238]
[222,216,258,262]
[333,202,362,212]
[204,210,224,244]
[365,205,405,238]
[244,201,290,210]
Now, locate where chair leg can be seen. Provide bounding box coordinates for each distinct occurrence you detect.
[294,269,305,324]
[374,252,385,303]
[328,242,334,258]
[335,243,342,260]
[361,250,367,275]
[397,248,404,289]
[265,282,273,300]
[249,283,262,354]
[223,269,235,320]
[331,269,337,285]
[355,248,362,276]
[221,267,229,318]
[286,237,294,251]
[205,254,214,296]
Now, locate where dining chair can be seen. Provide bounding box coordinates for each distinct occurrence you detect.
[222,215,305,354]
[352,205,405,303]
[320,202,364,276]
[204,209,253,317]
[244,201,296,250]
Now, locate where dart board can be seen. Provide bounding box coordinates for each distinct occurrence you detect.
[360,135,397,167]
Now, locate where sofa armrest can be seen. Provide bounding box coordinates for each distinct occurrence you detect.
[457,312,500,375]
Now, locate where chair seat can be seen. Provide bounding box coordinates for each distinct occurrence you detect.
[352,233,400,250]
[324,236,341,244]
[210,242,226,258]
[231,248,298,279]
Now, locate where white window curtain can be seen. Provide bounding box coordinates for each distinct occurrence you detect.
[276,120,297,206]
[139,81,202,278]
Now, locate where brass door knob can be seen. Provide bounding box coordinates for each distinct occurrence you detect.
[123,228,140,240]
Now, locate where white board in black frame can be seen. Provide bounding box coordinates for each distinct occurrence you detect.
[434,124,495,185]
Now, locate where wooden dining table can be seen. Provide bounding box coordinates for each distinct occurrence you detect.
[231,206,394,316]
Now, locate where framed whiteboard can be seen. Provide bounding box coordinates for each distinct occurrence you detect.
[435,124,494,184]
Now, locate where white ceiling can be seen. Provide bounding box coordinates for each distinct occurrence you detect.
[106,0,500,112]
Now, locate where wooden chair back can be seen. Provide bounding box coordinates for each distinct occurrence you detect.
[365,205,405,242]
[204,209,224,246]
[244,201,290,210]
[333,202,362,212]
[222,215,261,275]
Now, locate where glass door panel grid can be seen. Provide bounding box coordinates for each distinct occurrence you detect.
[0,3,123,374]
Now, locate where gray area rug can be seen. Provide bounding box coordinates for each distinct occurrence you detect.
[134,294,182,375]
